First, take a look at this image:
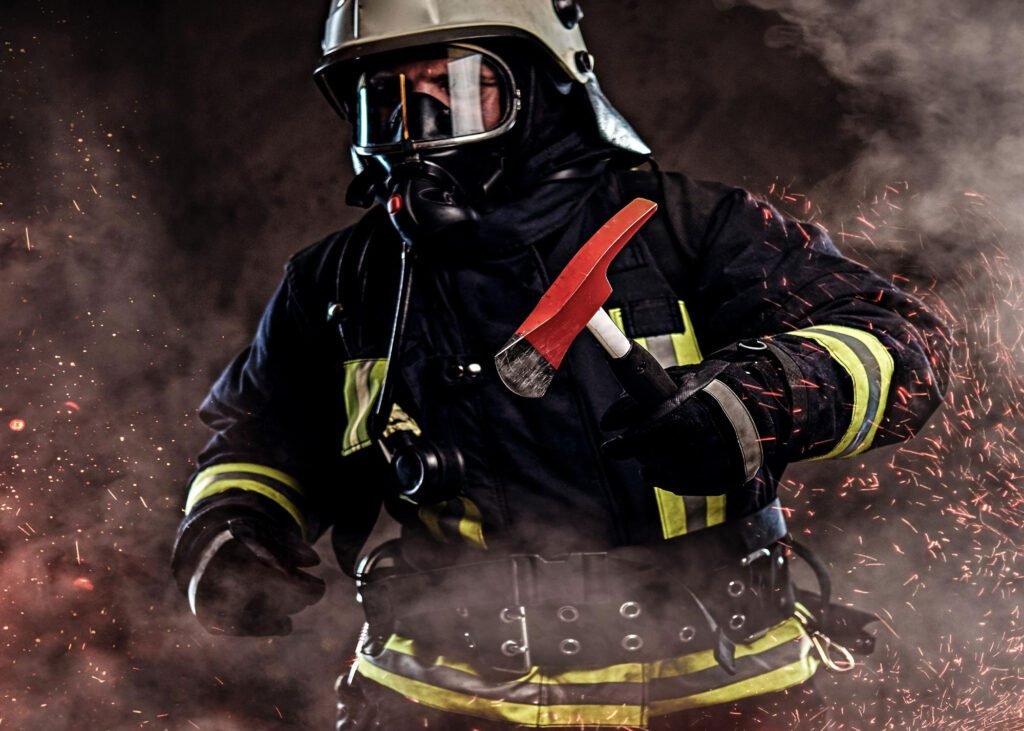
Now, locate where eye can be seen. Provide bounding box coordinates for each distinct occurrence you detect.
[479,68,499,88]
[431,73,451,92]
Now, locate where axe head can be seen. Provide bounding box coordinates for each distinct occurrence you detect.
[495,198,658,398]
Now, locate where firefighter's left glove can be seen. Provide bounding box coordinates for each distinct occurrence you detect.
[600,349,793,495]
[172,506,326,636]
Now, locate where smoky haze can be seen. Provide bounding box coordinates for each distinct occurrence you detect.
[739,0,1024,236]
[1,1,1021,729]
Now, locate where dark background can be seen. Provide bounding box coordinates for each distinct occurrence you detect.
[2,1,1023,728]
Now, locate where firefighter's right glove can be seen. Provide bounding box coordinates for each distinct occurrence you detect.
[172,508,326,636]
[600,352,793,495]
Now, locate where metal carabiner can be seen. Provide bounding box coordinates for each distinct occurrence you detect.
[810,630,856,673]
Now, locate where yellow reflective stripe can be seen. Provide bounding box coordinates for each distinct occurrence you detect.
[654,487,688,539]
[188,462,301,500]
[357,660,647,727]
[671,301,703,365]
[649,656,819,716]
[609,303,723,538]
[361,618,813,725]
[416,505,448,543]
[185,478,305,535]
[606,307,625,332]
[457,497,487,549]
[789,330,866,458]
[653,493,726,538]
[706,494,727,527]
[812,324,893,455]
[382,402,422,440]
[610,301,724,536]
[342,358,389,456]
[381,616,805,684]
[790,325,893,459]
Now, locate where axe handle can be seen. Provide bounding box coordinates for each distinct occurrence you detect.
[587,309,678,407]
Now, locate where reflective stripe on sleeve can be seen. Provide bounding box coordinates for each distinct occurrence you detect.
[187,529,233,616]
[185,462,306,536]
[789,325,894,459]
[703,378,763,481]
[355,616,817,726]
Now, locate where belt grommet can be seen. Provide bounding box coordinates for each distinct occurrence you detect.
[500,606,523,623]
[729,613,747,630]
[727,580,745,598]
[622,634,644,652]
[619,601,642,619]
[559,638,581,656]
[501,640,526,657]
[557,605,580,623]
[678,626,696,643]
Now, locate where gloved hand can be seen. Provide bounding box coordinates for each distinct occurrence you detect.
[172,509,326,636]
[600,345,793,495]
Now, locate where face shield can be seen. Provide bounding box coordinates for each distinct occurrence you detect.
[328,44,521,156]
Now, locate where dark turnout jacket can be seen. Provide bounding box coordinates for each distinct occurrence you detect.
[180,168,950,725]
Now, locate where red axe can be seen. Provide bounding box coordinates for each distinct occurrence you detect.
[495,198,678,406]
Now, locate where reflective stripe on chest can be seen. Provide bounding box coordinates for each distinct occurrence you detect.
[607,301,727,539]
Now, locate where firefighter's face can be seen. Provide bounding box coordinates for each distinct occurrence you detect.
[351,47,515,153]
[391,56,504,132]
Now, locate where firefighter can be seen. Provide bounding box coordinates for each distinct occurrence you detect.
[171,2,951,729]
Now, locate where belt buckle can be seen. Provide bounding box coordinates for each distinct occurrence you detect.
[492,604,531,675]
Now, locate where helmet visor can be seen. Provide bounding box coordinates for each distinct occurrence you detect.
[352,45,517,154]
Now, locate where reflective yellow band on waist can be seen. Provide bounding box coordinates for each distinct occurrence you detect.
[185,463,305,536]
[357,617,817,726]
[789,324,894,459]
[649,656,819,716]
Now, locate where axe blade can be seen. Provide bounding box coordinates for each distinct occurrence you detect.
[495,198,658,398]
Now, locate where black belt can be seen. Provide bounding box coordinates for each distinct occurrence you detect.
[360,500,789,673]
[361,499,786,625]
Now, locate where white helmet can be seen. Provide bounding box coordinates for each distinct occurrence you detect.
[314,0,650,157]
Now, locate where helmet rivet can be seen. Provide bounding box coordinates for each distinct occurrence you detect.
[574,51,594,74]
[553,0,583,29]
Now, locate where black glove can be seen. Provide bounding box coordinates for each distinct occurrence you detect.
[172,503,326,636]
[600,344,793,495]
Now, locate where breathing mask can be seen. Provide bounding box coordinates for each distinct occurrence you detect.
[321,43,523,243]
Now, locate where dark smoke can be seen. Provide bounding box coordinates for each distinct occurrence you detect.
[1,1,1021,729]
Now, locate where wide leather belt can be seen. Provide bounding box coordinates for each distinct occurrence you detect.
[360,499,790,674]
